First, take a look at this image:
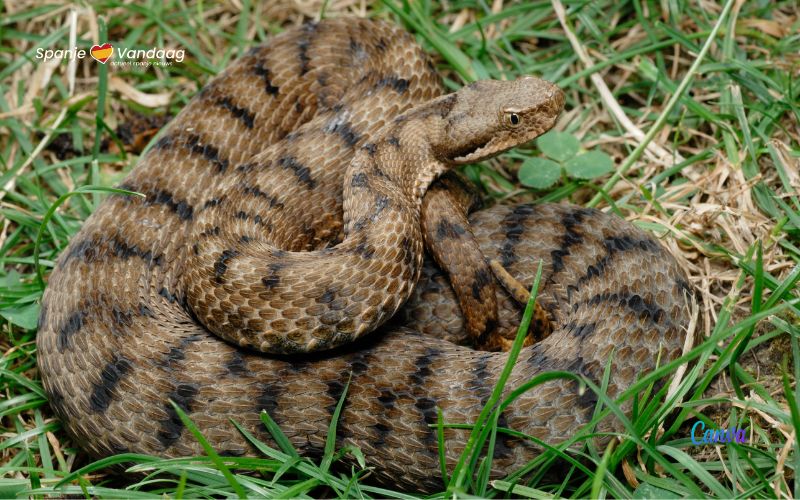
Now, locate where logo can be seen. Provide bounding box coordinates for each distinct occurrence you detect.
[690,420,748,445]
[90,43,113,64]
[36,43,184,67]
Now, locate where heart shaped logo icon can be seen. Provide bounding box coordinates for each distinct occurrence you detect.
[90,43,113,64]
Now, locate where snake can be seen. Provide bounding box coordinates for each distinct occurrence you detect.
[37,17,692,491]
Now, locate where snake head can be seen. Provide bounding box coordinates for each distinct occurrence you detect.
[436,76,565,165]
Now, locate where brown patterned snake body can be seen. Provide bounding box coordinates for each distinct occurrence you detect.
[37,18,691,491]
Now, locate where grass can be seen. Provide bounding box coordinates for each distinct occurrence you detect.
[1,0,800,497]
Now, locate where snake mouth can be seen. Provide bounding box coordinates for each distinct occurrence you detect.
[452,136,499,165]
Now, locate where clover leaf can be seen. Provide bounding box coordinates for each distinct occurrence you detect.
[516,131,614,190]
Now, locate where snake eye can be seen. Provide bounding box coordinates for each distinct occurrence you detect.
[507,112,521,126]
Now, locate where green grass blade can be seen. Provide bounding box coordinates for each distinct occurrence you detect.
[33,186,144,287]
[169,401,247,499]
[447,259,543,494]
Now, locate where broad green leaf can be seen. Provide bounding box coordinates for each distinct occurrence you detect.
[0,479,29,499]
[564,150,614,179]
[536,131,579,162]
[518,157,561,189]
[633,483,683,499]
[0,270,25,289]
[0,302,40,330]
[490,480,556,498]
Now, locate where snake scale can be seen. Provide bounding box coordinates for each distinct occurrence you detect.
[37,17,691,491]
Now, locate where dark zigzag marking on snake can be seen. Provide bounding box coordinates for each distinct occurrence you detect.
[213,249,239,284]
[471,353,493,408]
[184,134,229,173]
[261,262,283,290]
[354,72,410,96]
[527,352,600,414]
[470,264,499,344]
[240,183,285,209]
[213,95,256,129]
[159,287,179,304]
[252,61,280,96]
[526,345,553,371]
[361,142,378,156]
[350,172,368,187]
[408,347,443,454]
[351,236,376,259]
[251,375,286,448]
[568,235,665,301]
[276,155,315,189]
[58,299,154,352]
[477,315,499,346]
[470,267,494,301]
[499,204,537,267]
[374,36,388,52]
[157,383,199,449]
[117,183,194,221]
[351,194,391,232]
[323,108,362,148]
[331,120,361,147]
[375,75,410,94]
[372,387,397,449]
[158,333,205,372]
[233,210,272,230]
[253,358,294,430]
[296,22,318,75]
[561,356,604,411]
[348,37,368,63]
[154,133,229,173]
[202,197,223,209]
[225,350,249,376]
[109,303,154,337]
[256,379,281,416]
[549,207,592,277]
[564,321,597,339]
[197,86,257,129]
[90,353,133,413]
[64,233,164,268]
[153,332,206,449]
[573,291,669,326]
[436,218,467,240]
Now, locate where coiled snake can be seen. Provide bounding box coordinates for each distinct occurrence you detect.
[37,17,691,491]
